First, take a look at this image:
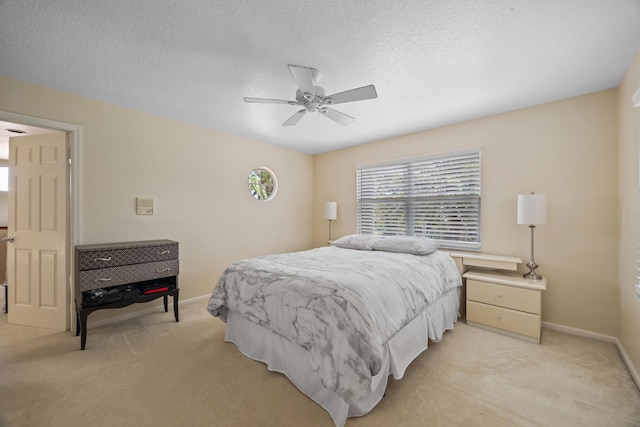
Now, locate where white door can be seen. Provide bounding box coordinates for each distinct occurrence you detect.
[7,132,68,330]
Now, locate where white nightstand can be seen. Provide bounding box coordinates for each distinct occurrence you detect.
[463,269,547,344]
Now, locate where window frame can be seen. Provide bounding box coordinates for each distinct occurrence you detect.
[356,148,482,251]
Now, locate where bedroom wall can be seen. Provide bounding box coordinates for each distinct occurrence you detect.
[617,50,640,382]
[313,89,619,338]
[0,75,314,323]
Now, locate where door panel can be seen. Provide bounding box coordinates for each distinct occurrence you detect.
[7,133,68,330]
[41,176,59,231]
[15,175,32,230]
[15,249,31,304]
[40,250,57,307]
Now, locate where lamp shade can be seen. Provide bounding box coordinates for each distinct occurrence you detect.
[517,194,546,225]
[324,201,337,220]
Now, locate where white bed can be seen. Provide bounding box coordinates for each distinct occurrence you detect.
[208,236,462,426]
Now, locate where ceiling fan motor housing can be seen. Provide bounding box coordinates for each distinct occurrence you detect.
[295,86,333,112]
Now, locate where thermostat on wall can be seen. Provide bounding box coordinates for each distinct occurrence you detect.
[136,197,154,215]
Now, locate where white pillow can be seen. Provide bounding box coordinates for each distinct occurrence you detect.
[371,236,439,255]
[332,234,382,251]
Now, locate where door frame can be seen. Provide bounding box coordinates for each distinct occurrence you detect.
[0,110,81,331]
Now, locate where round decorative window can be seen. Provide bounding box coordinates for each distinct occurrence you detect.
[247,167,277,201]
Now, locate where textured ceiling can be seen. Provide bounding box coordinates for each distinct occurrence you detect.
[1,1,639,155]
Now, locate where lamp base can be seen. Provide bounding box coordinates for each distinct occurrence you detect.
[523,271,542,281]
[523,259,542,281]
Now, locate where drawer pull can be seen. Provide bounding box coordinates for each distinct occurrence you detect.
[158,250,171,255]
[157,267,171,273]
[94,277,112,282]
[93,257,112,262]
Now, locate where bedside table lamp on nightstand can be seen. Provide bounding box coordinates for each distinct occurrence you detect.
[517,192,546,280]
[324,201,337,242]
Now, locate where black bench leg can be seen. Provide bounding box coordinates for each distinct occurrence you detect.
[173,292,179,322]
[80,312,88,350]
[163,295,168,312]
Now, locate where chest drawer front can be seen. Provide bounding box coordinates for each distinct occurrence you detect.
[466,279,541,314]
[78,259,179,292]
[467,301,540,339]
[78,243,178,270]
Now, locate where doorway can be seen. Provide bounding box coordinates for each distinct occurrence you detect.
[0,111,80,332]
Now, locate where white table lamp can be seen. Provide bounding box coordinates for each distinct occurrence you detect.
[517,192,546,280]
[324,201,337,241]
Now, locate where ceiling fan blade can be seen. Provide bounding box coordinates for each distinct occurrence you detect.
[288,65,316,100]
[282,109,307,126]
[325,85,377,105]
[320,107,354,126]
[244,97,298,105]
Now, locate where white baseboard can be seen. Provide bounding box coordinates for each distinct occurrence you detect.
[543,321,640,390]
[614,337,640,391]
[542,321,617,343]
[83,294,210,330]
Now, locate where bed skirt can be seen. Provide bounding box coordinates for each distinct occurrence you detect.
[223,287,460,427]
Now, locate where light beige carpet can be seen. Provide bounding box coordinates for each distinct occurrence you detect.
[0,298,639,427]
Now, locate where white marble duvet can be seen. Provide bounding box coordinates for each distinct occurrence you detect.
[207,246,461,404]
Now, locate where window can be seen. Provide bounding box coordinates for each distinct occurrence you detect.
[0,167,7,192]
[356,148,481,250]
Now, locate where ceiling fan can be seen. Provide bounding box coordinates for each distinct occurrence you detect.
[244,64,378,126]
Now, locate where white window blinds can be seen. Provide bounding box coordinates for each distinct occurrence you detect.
[357,149,481,250]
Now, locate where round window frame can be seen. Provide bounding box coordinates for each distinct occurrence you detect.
[247,166,278,201]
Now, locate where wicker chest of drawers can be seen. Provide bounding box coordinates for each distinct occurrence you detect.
[75,239,179,350]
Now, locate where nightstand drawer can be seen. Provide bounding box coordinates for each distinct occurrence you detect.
[467,301,540,339]
[467,279,541,314]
